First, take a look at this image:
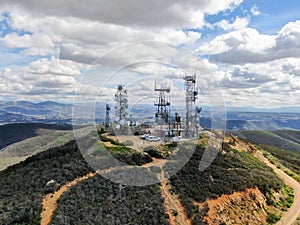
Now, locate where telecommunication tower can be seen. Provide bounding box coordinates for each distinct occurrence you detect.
[173,112,181,137]
[154,83,170,124]
[105,104,110,129]
[114,85,129,126]
[184,74,201,138]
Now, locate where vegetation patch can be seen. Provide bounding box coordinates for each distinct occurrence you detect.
[228,130,300,153]
[259,144,300,177]
[144,144,175,159]
[261,149,300,183]
[0,141,92,225]
[121,140,134,146]
[168,144,285,224]
[266,212,281,224]
[51,175,169,225]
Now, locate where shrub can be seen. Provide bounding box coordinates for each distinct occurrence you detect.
[266,212,281,224]
[122,140,134,146]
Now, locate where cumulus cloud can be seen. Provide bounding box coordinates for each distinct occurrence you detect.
[0,64,78,101]
[282,58,300,76]
[1,32,54,55]
[1,8,202,65]
[215,16,250,31]
[197,20,300,64]
[215,56,300,106]
[250,4,261,16]
[1,0,299,108]
[220,67,275,89]
[2,0,243,28]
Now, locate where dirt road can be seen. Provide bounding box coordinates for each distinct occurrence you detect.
[40,172,96,225]
[256,151,300,225]
[40,158,180,225]
[159,171,192,225]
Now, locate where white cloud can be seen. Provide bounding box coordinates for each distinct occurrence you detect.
[1,8,202,65]
[25,58,85,77]
[198,28,275,55]
[2,0,243,28]
[204,0,243,15]
[275,20,300,50]
[216,57,300,106]
[197,20,300,64]
[215,16,250,31]
[1,32,54,55]
[282,58,300,76]
[250,4,261,16]
[0,0,243,102]
[1,0,300,108]
[0,64,78,101]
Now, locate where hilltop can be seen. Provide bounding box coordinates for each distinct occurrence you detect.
[1,127,299,224]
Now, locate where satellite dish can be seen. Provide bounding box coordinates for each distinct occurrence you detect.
[121,99,128,104]
[116,124,121,129]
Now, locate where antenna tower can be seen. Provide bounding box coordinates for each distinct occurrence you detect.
[184,73,201,138]
[154,83,170,124]
[105,104,110,128]
[114,85,128,125]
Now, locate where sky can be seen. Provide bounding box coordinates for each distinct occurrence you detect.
[0,0,300,108]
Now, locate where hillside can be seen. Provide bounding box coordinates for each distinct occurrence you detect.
[0,131,296,225]
[0,123,73,171]
[228,130,300,153]
[0,141,92,225]
[0,123,71,150]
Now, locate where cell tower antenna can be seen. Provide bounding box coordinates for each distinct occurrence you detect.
[105,104,111,128]
[114,84,129,126]
[184,73,201,138]
[154,82,170,124]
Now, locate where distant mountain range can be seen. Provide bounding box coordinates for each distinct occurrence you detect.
[0,100,299,130]
[0,101,72,124]
[225,106,300,113]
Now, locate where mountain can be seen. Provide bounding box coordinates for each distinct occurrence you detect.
[0,101,300,130]
[0,123,72,150]
[0,101,72,124]
[201,111,300,130]
[228,130,300,153]
[0,126,298,224]
[226,106,300,113]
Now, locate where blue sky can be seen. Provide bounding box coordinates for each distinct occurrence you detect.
[0,0,299,107]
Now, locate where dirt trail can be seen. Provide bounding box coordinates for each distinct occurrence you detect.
[40,172,96,225]
[40,155,192,225]
[143,157,192,225]
[255,151,300,225]
[226,136,300,225]
[40,165,134,225]
[160,175,192,225]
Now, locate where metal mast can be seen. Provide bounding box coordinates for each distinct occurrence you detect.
[114,84,128,126]
[105,104,110,128]
[154,83,170,124]
[184,73,201,138]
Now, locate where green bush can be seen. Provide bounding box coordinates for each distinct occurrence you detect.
[168,144,284,224]
[266,212,281,224]
[122,140,134,146]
